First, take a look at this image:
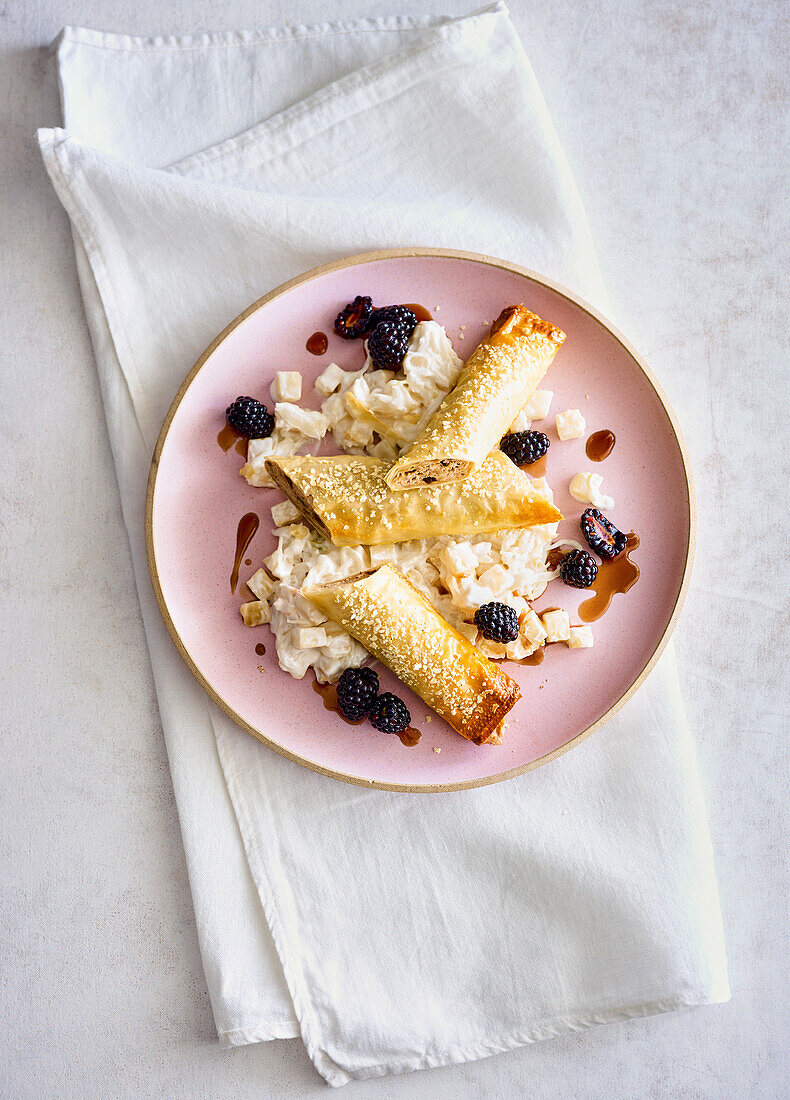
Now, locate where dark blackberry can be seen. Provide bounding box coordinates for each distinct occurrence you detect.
[370,305,417,337]
[500,430,550,467]
[225,396,274,438]
[334,295,374,340]
[370,692,411,735]
[474,602,519,643]
[367,320,410,370]
[336,667,379,721]
[559,549,599,589]
[580,508,627,560]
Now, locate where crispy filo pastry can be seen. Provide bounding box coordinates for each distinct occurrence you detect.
[385,305,566,490]
[303,564,520,744]
[264,451,561,547]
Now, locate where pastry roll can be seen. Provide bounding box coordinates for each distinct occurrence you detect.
[385,305,566,490]
[303,564,520,744]
[264,451,561,547]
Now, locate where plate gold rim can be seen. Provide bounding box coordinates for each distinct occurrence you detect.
[145,247,696,794]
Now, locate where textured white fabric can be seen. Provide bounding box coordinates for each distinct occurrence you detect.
[38,3,729,1085]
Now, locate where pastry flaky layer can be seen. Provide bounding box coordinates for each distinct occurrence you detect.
[303,564,521,744]
[264,451,562,547]
[385,305,566,490]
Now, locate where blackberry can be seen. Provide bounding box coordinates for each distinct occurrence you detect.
[225,396,274,438]
[500,430,550,467]
[559,549,599,589]
[370,305,417,337]
[474,602,519,643]
[334,295,374,340]
[367,320,410,370]
[336,667,379,721]
[370,692,411,735]
[580,508,627,560]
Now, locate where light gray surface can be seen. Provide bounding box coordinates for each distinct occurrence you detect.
[0,1,787,1097]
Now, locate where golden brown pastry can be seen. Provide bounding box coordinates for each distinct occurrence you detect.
[264,451,561,547]
[303,564,520,744]
[385,305,565,490]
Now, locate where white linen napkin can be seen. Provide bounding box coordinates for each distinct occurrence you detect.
[39,4,729,1085]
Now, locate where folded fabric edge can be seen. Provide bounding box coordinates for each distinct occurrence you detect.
[53,3,507,55]
[166,4,511,179]
[312,988,732,1087]
[219,1020,301,1047]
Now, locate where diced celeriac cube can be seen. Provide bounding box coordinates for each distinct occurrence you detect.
[240,601,271,626]
[296,626,328,648]
[456,621,478,643]
[523,389,553,420]
[441,541,479,578]
[246,568,274,601]
[519,608,547,650]
[569,472,615,509]
[314,362,347,396]
[271,371,302,403]
[567,624,594,649]
[477,563,510,594]
[476,637,510,660]
[509,407,532,433]
[541,608,571,643]
[343,418,375,445]
[323,629,354,658]
[270,499,301,528]
[274,403,329,439]
[556,408,586,440]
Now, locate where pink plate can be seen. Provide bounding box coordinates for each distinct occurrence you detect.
[146,249,694,792]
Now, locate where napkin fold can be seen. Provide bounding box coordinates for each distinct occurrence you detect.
[40,4,728,1085]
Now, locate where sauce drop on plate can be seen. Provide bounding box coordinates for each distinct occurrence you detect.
[255,643,266,656]
[398,727,422,747]
[306,331,329,355]
[217,422,242,451]
[585,429,616,462]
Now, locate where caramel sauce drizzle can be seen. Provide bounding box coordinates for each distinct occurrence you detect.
[585,429,616,462]
[312,679,422,745]
[230,513,259,594]
[306,331,328,355]
[578,533,640,622]
[401,303,433,323]
[398,727,422,747]
[522,453,548,478]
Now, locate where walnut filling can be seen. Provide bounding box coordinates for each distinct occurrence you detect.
[390,458,473,488]
[265,461,332,542]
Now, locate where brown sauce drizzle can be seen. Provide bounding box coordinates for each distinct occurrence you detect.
[522,453,548,479]
[306,331,328,355]
[398,727,422,747]
[312,678,422,745]
[586,429,616,462]
[401,303,433,323]
[312,678,365,725]
[255,643,266,656]
[579,533,640,622]
[217,422,241,451]
[230,513,259,594]
[218,423,248,457]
